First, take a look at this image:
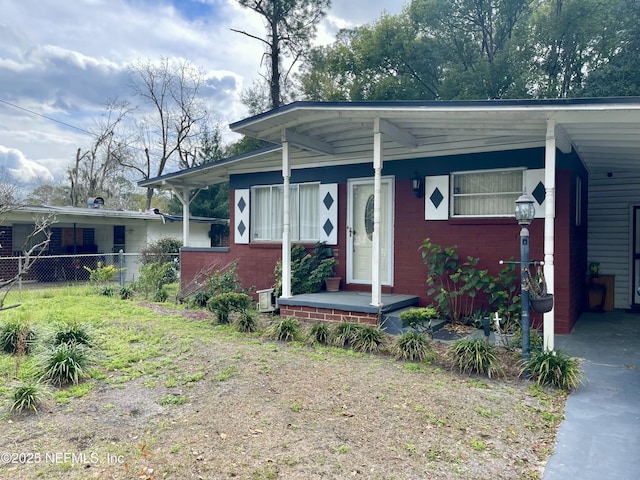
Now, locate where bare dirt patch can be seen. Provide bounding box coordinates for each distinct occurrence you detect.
[0,304,564,480]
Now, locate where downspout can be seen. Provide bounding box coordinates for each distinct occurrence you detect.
[371,119,383,307]
[544,118,556,352]
[281,140,292,299]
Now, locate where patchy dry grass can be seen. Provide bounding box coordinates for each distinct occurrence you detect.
[0,287,565,479]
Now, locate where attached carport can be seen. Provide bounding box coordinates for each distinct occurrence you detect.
[140,97,640,351]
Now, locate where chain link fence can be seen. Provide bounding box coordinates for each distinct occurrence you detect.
[0,252,180,291]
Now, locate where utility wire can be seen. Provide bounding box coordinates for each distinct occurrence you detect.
[0,98,93,136]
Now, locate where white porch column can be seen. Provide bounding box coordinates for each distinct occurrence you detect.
[172,187,197,247]
[543,119,556,352]
[371,119,383,307]
[281,140,292,299]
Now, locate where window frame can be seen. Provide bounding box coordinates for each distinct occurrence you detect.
[450,167,525,218]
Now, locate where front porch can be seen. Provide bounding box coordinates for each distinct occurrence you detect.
[277,291,419,329]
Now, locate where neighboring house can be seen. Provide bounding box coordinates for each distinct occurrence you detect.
[139,98,640,349]
[0,201,227,283]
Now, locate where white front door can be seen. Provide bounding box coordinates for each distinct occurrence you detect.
[347,178,394,285]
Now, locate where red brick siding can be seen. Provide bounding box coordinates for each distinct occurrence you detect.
[280,305,378,326]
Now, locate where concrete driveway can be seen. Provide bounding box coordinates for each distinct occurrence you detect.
[544,311,640,480]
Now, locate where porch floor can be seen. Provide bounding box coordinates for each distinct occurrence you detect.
[277,291,419,315]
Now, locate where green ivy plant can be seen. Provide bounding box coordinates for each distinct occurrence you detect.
[484,260,521,333]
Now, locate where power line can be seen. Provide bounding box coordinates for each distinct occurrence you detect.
[0,98,93,135]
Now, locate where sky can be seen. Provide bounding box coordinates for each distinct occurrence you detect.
[0,0,405,190]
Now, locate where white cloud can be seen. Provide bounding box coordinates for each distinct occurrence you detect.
[0,145,54,183]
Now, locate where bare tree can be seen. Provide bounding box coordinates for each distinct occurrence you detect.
[233,0,331,109]
[68,100,134,207]
[0,174,54,311]
[124,58,209,209]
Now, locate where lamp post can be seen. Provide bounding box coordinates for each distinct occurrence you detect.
[515,192,536,362]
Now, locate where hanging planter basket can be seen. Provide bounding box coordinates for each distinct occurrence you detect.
[530,294,554,313]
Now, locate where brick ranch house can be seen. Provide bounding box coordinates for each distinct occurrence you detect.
[140,98,640,350]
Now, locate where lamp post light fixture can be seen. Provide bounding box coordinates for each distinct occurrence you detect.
[515,192,536,363]
[412,174,424,198]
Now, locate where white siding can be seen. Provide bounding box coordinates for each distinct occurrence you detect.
[588,172,640,309]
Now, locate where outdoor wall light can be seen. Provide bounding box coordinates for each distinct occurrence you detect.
[515,192,536,225]
[412,174,424,198]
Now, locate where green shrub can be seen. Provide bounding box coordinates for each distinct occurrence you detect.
[153,287,169,303]
[308,323,331,345]
[236,310,259,333]
[50,321,94,347]
[393,331,436,362]
[273,242,337,296]
[523,350,583,391]
[351,324,386,353]
[1,320,36,355]
[512,328,543,352]
[207,292,253,324]
[450,338,503,378]
[39,342,93,386]
[265,318,300,342]
[10,380,50,414]
[399,307,439,333]
[135,261,175,300]
[84,262,122,286]
[100,285,117,297]
[331,321,362,348]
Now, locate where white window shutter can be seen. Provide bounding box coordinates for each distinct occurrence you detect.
[524,169,546,218]
[424,175,449,220]
[234,189,250,244]
[318,183,338,245]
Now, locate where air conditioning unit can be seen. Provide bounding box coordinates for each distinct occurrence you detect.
[256,288,275,313]
[87,197,105,209]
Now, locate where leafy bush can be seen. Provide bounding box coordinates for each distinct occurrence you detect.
[399,307,439,334]
[484,260,521,333]
[206,292,253,324]
[83,261,122,286]
[1,320,36,355]
[188,262,252,308]
[273,242,337,297]
[50,321,94,348]
[39,342,93,386]
[235,310,259,333]
[523,350,583,390]
[308,323,331,345]
[512,328,543,352]
[135,261,175,300]
[351,324,386,353]
[265,318,300,342]
[331,322,362,348]
[10,380,50,414]
[450,338,503,378]
[139,237,182,285]
[393,331,436,362]
[420,238,489,324]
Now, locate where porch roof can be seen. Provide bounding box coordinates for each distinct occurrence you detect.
[140,97,640,190]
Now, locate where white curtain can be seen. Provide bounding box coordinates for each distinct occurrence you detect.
[454,170,522,216]
[252,187,271,240]
[299,184,319,241]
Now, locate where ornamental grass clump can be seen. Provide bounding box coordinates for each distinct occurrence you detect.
[39,342,93,386]
[307,323,331,345]
[265,318,300,342]
[235,310,259,333]
[1,320,36,355]
[10,380,50,414]
[50,320,94,348]
[393,331,436,362]
[522,349,583,391]
[351,324,386,353]
[331,321,362,348]
[450,338,503,378]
